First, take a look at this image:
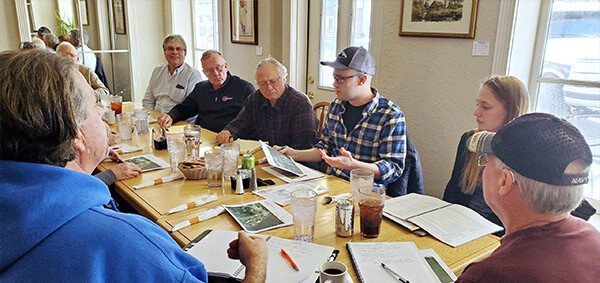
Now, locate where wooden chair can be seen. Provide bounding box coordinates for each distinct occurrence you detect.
[313,101,330,138]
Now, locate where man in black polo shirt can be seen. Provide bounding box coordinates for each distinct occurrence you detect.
[158,50,255,132]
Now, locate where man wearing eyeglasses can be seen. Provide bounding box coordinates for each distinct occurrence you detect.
[278,46,406,188]
[143,35,202,116]
[158,50,255,132]
[215,57,318,149]
[455,113,600,282]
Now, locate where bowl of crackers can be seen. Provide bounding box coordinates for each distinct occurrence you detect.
[178,159,207,180]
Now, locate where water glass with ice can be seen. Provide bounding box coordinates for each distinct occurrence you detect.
[134,108,149,135]
[117,113,133,141]
[350,169,374,215]
[290,188,317,242]
[204,149,224,189]
[167,135,186,171]
[184,125,202,160]
[220,143,240,180]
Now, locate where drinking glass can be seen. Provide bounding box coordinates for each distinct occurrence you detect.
[290,188,317,242]
[350,169,374,215]
[358,186,385,238]
[184,125,202,161]
[134,108,149,135]
[221,143,240,180]
[111,95,123,115]
[167,135,186,171]
[204,149,224,189]
[117,113,133,141]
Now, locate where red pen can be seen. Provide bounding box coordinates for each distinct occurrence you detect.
[280,249,299,271]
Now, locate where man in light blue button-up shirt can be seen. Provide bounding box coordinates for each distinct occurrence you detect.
[143,35,202,115]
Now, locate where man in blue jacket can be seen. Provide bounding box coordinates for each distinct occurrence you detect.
[0,50,267,282]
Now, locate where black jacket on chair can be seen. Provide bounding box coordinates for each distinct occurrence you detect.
[95,56,110,93]
[386,133,425,197]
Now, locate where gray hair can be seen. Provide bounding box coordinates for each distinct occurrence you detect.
[44,34,59,47]
[201,49,223,62]
[162,34,187,51]
[495,159,585,214]
[256,57,288,81]
[69,29,89,47]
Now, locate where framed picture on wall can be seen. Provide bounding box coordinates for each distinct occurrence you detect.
[79,0,89,26]
[399,0,479,38]
[113,0,126,35]
[230,0,258,45]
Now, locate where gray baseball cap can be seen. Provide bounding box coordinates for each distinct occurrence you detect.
[320,46,375,75]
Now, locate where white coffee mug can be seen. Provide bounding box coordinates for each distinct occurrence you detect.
[319,261,352,283]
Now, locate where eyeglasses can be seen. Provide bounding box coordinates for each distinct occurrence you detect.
[258,78,282,88]
[477,154,488,167]
[165,46,184,52]
[332,73,365,84]
[203,64,225,74]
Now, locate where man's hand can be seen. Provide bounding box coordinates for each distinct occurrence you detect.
[110,162,142,181]
[216,130,234,145]
[158,114,173,128]
[319,147,355,170]
[274,145,296,159]
[227,231,267,283]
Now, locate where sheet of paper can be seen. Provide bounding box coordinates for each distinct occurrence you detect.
[261,162,324,183]
[419,249,457,283]
[123,154,170,172]
[110,144,142,154]
[187,230,245,280]
[223,199,293,233]
[253,182,330,206]
[409,205,503,247]
[383,193,449,219]
[347,242,437,283]
[383,211,420,231]
[260,141,305,176]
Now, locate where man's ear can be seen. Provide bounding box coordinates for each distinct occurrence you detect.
[497,169,516,196]
[358,74,367,86]
[72,128,85,153]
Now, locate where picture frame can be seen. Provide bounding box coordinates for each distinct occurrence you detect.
[79,0,89,26]
[399,0,479,39]
[230,0,258,45]
[113,0,126,35]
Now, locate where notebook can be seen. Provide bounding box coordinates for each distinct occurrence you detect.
[186,229,334,283]
[383,193,503,247]
[346,242,454,283]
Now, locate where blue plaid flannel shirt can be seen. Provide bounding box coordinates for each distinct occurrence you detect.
[316,89,406,186]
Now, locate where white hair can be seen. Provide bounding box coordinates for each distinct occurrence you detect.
[256,56,287,81]
[495,159,585,214]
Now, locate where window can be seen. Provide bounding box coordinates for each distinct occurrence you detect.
[192,0,219,78]
[317,0,373,88]
[513,0,600,199]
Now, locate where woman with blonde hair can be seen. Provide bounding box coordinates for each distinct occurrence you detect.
[443,76,529,229]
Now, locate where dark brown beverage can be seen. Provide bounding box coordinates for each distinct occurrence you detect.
[359,199,384,238]
[323,268,344,275]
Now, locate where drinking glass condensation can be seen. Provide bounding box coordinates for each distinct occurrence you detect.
[167,135,186,171]
[220,143,240,180]
[204,149,224,189]
[183,125,202,160]
[350,169,374,215]
[111,95,122,115]
[290,188,317,242]
[359,186,385,238]
[134,108,149,135]
[117,113,133,141]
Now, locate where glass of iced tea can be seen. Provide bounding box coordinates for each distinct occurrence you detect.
[111,95,123,115]
[358,186,385,238]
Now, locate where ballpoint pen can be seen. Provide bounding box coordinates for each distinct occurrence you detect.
[381,263,409,283]
[167,195,218,214]
[281,249,299,271]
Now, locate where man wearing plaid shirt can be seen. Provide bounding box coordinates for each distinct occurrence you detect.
[278,46,406,187]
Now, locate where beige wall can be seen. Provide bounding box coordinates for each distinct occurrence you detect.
[0,1,21,51]
[220,0,283,86]
[374,1,501,198]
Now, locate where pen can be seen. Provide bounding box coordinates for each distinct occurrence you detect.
[167,195,218,214]
[328,250,340,261]
[281,249,299,271]
[381,263,409,283]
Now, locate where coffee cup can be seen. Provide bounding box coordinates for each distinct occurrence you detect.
[319,261,352,283]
